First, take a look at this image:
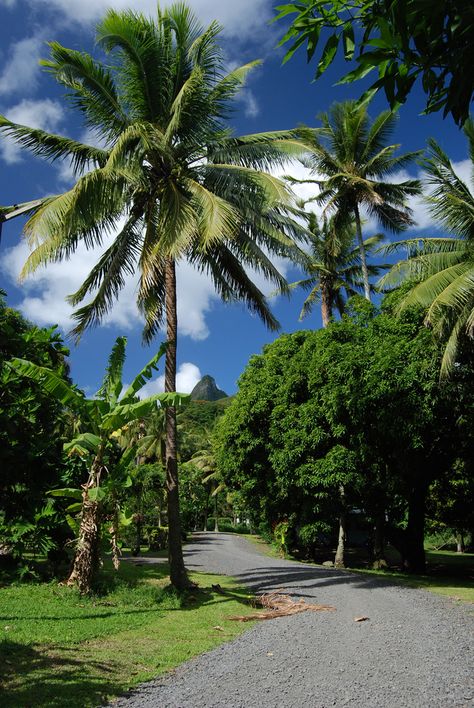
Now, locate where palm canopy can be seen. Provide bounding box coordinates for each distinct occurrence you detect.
[288,211,388,325]
[0,4,308,340]
[289,101,421,299]
[377,120,474,375]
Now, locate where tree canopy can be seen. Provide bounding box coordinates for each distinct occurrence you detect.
[215,295,473,570]
[275,1,474,125]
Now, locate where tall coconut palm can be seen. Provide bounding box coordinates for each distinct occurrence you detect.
[287,211,387,326]
[378,119,474,375]
[290,101,421,300]
[0,4,308,589]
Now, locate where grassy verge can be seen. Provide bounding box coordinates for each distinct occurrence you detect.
[245,535,473,604]
[348,550,474,604]
[0,559,256,707]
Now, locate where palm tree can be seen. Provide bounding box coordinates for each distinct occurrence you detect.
[287,211,387,326]
[377,120,474,375]
[290,101,421,300]
[0,5,308,589]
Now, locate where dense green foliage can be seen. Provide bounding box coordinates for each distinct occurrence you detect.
[215,295,474,570]
[0,292,74,564]
[379,118,474,374]
[275,1,474,125]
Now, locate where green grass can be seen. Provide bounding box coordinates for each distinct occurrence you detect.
[0,559,256,707]
[349,550,474,604]
[246,535,474,604]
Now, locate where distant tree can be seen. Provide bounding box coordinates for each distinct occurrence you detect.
[289,102,420,299]
[275,1,474,125]
[285,211,387,325]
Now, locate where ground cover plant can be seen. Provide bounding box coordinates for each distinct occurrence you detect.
[0,559,257,708]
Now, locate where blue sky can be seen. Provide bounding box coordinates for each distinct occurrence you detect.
[0,0,470,396]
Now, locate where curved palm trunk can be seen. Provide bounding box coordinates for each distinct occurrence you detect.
[354,204,371,301]
[164,257,190,590]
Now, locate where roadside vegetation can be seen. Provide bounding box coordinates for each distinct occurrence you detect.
[0,559,255,708]
[0,1,473,705]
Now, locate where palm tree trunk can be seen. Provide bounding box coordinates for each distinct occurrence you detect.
[321,282,332,327]
[164,257,190,590]
[354,204,371,301]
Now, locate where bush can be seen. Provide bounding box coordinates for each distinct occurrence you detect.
[146,526,168,551]
[204,519,251,534]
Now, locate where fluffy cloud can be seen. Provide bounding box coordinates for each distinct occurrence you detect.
[139,362,202,398]
[0,35,44,97]
[0,98,64,163]
[21,0,273,40]
[1,226,225,340]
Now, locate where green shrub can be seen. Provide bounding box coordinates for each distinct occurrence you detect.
[146,526,168,551]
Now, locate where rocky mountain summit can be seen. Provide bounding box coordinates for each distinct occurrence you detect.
[190,375,228,402]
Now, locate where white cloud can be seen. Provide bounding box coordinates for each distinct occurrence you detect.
[1,227,223,340]
[0,98,64,163]
[0,35,44,97]
[237,89,260,119]
[23,0,273,40]
[139,362,202,398]
[389,160,473,233]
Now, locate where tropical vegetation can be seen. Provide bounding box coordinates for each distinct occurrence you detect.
[275,0,474,125]
[0,3,309,589]
[378,118,474,374]
[0,2,473,704]
[289,101,420,299]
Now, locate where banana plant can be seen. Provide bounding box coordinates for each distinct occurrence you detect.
[9,336,188,593]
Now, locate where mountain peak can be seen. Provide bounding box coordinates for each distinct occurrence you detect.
[190,375,228,401]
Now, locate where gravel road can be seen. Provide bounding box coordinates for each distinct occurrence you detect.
[112,532,473,708]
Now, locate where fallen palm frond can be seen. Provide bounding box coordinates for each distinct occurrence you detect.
[228,590,336,622]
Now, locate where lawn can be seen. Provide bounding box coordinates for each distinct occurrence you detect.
[247,535,474,604]
[348,550,474,604]
[0,558,256,708]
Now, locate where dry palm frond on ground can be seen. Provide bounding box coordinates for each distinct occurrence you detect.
[228,590,336,622]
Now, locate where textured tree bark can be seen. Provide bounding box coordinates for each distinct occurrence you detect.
[110,501,121,570]
[66,456,103,594]
[354,204,371,301]
[320,282,332,328]
[164,257,190,590]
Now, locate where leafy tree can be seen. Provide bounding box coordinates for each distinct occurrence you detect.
[378,119,474,374]
[9,337,186,593]
[285,211,387,325]
[274,1,474,125]
[290,102,420,299]
[216,296,469,571]
[0,4,308,589]
[0,292,71,562]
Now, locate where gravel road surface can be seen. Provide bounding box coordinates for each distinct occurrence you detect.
[112,532,473,708]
